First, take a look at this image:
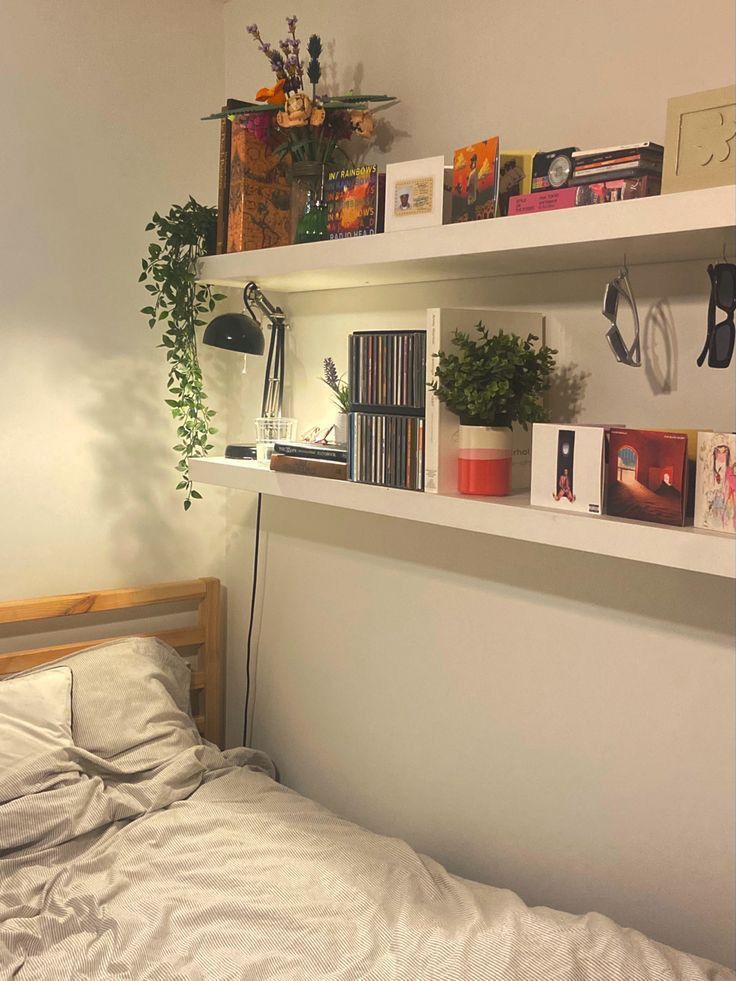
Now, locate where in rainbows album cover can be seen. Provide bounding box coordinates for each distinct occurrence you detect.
[325,165,379,238]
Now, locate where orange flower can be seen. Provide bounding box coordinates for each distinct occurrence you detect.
[255,78,286,105]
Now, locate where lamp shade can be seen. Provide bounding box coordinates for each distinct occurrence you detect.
[203,312,265,355]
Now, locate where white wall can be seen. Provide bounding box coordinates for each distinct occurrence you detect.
[223,0,736,969]
[0,0,229,597]
[0,0,732,970]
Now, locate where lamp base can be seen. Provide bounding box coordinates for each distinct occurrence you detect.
[225,443,258,460]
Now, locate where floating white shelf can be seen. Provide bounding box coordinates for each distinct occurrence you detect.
[197,186,736,293]
[190,457,736,579]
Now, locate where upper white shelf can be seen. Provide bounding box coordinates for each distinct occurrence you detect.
[197,186,736,293]
[190,457,736,579]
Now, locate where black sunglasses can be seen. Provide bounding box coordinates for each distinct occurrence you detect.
[697,263,735,369]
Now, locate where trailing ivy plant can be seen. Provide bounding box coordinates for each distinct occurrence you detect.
[139,198,224,509]
[430,322,557,428]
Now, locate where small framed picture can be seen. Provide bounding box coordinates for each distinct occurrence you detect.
[662,85,736,194]
[384,156,445,232]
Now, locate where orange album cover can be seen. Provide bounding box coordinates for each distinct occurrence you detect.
[227,124,291,252]
[451,136,500,223]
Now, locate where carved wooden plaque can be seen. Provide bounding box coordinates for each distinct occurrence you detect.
[662,85,736,193]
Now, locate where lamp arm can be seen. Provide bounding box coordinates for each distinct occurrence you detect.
[242,281,288,417]
[245,281,287,324]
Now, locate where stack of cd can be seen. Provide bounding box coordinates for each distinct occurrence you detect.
[347,329,426,492]
[571,142,663,186]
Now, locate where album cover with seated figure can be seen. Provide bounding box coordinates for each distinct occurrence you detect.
[531,424,605,516]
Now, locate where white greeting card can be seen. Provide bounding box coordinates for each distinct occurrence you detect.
[531,424,605,515]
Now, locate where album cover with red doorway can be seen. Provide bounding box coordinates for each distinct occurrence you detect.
[606,429,688,526]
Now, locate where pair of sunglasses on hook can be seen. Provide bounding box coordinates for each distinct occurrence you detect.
[603,266,641,367]
[697,262,735,369]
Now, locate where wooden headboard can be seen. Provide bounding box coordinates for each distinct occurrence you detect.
[0,578,223,747]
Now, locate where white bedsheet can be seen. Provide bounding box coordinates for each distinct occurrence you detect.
[1,742,732,981]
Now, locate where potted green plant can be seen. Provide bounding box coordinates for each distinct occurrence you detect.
[430,323,557,496]
[140,198,223,509]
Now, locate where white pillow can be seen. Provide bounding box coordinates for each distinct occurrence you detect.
[0,666,73,772]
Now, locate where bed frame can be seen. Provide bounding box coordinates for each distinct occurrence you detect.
[0,578,223,746]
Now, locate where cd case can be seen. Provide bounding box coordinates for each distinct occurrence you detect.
[694,431,736,535]
[531,424,605,515]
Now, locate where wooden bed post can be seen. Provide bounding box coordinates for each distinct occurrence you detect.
[199,577,224,747]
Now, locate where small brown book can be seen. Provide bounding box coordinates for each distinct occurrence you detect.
[270,454,347,481]
[227,125,291,253]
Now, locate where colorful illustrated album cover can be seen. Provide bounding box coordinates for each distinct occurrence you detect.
[530,424,605,515]
[694,431,736,535]
[451,137,499,223]
[325,165,379,239]
[606,429,689,526]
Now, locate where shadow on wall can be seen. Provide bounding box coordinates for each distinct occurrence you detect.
[85,341,229,582]
[261,497,735,643]
[643,298,678,396]
[317,43,410,160]
[547,363,589,422]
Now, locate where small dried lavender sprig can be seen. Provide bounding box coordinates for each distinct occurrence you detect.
[322,357,350,412]
[246,22,288,79]
[307,33,322,98]
[323,357,339,391]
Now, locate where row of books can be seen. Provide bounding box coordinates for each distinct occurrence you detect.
[348,330,426,410]
[570,142,663,185]
[507,142,662,216]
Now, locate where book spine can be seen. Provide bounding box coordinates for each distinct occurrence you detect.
[226,124,246,253]
[215,108,231,255]
[270,454,347,480]
[272,443,348,462]
[424,310,440,493]
[572,141,663,159]
[573,150,663,168]
[573,159,663,178]
[508,188,578,215]
[570,166,662,186]
[215,100,246,254]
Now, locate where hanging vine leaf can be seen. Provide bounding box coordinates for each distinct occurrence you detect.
[139,198,224,509]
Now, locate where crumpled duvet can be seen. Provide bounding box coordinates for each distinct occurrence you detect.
[1,743,732,981]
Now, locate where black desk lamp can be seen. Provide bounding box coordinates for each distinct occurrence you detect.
[203,281,289,458]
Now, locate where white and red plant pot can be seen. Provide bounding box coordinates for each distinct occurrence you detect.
[458,424,513,496]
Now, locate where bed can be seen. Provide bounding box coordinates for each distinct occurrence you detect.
[0,578,732,981]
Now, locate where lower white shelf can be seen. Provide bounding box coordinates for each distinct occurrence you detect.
[190,457,736,579]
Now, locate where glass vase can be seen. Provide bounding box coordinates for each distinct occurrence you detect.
[290,162,329,245]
